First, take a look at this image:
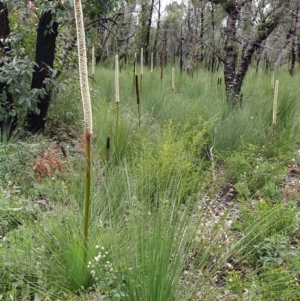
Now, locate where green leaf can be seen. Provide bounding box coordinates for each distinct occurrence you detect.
[18,95,25,105]
[26,98,31,108]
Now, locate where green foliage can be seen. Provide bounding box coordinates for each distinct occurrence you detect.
[0,189,39,236]
[234,201,300,268]
[0,141,39,180]
[9,7,37,61]
[68,0,118,18]
[0,57,42,122]
[0,219,49,299]
[132,121,207,204]
[253,234,297,266]
[223,143,286,200]
[259,264,300,301]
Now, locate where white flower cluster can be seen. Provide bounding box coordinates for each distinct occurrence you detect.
[87,246,114,281]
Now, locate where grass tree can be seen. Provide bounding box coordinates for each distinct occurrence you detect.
[74,0,93,279]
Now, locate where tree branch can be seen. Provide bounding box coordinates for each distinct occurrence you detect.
[199,38,225,64]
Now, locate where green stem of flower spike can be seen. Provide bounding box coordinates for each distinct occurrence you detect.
[135,75,141,127]
[83,130,91,265]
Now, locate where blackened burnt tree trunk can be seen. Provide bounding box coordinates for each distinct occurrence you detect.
[0,3,10,54]
[27,1,59,133]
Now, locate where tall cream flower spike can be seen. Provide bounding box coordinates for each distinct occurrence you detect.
[74,0,93,134]
[74,0,93,274]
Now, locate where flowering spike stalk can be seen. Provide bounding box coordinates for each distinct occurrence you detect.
[140,48,143,75]
[140,48,143,94]
[135,75,141,127]
[106,136,110,175]
[132,53,137,95]
[134,52,137,75]
[172,67,175,92]
[92,45,95,79]
[74,0,93,276]
[115,54,119,131]
[160,57,164,90]
[74,0,93,135]
[151,52,153,73]
[273,80,279,126]
[115,54,119,103]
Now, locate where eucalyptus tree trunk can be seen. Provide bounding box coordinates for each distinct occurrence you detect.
[287,7,299,75]
[210,0,291,104]
[27,0,59,133]
[222,2,239,100]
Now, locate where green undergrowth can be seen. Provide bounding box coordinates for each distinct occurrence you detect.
[1,66,300,300]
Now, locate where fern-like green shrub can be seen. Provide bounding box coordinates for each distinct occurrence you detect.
[132,121,209,204]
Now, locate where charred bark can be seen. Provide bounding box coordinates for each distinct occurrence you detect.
[0,2,10,52]
[27,3,59,133]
